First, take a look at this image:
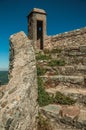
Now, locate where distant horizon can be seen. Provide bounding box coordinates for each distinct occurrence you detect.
[0,68,8,71]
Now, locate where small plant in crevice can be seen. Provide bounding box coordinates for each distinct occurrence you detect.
[44,48,62,54]
[37,77,54,107]
[49,60,65,67]
[37,113,53,130]
[54,92,76,105]
[50,48,62,53]
[37,65,47,76]
[44,49,50,54]
[37,78,76,106]
[36,52,51,60]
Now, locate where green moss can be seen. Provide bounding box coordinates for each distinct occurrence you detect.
[44,49,62,54]
[37,78,76,106]
[36,53,51,60]
[49,60,65,66]
[37,77,53,107]
[54,92,76,105]
[37,66,47,76]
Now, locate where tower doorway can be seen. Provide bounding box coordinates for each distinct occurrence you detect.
[37,20,43,50]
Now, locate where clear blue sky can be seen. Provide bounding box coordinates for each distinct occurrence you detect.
[0,0,86,70]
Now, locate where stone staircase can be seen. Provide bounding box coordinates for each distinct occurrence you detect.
[40,104,86,130]
[36,45,86,129]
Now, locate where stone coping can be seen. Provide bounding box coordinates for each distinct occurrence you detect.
[28,8,46,17]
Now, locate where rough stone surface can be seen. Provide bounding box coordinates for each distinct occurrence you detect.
[0,32,38,130]
[44,27,86,50]
[60,106,80,120]
[40,104,86,130]
[40,104,84,130]
[45,86,86,105]
[43,28,86,84]
[29,8,46,15]
[41,104,62,116]
[41,75,85,88]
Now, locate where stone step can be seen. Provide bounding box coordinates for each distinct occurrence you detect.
[36,46,86,66]
[45,86,86,105]
[56,65,86,76]
[57,56,86,65]
[50,47,86,57]
[37,56,86,65]
[40,75,85,88]
[38,65,86,76]
[40,104,86,129]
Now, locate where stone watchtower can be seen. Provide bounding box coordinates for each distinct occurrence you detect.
[27,8,47,50]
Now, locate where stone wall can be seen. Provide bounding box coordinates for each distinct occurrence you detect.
[0,32,38,130]
[44,27,86,50]
[44,27,86,67]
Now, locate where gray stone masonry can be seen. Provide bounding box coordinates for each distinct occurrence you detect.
[44,27,86,50]
[0,32,38,130]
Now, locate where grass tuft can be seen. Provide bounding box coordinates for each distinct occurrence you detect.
[37,65,47,76]
[37,77,53,107]
[49,60,65,66]
[36,53,51,60]
[54,92,76,105]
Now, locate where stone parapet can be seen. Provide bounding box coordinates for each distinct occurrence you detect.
[44,27,86,50]
[0,32,38,130]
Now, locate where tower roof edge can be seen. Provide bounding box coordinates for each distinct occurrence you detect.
[27,8,47,17]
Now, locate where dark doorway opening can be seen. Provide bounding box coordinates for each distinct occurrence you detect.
[37,20,43,50]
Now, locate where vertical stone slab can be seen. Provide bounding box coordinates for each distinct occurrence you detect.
[0,32,38,130]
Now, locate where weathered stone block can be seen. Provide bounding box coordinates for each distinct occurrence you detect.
[83,58,86,65]
[60,106,80,120]
[42,75,85,88]
[80,45,86,53]
[40,104,86,130]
